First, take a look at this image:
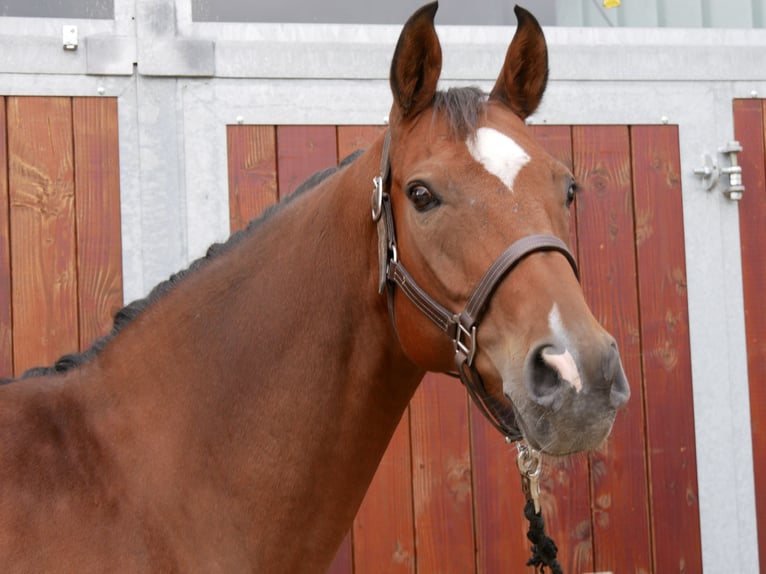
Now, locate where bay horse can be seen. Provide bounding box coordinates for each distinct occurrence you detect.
[0,3,629,572]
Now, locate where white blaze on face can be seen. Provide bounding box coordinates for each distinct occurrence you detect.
[466,127,531,192]
[545,304,583,392]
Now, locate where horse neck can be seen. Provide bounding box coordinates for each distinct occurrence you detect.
[87,140,423,570]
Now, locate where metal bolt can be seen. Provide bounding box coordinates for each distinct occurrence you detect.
[236,115,244,125]
[750,90,759,98]
[383,116,389,125]
[97,86,105,96]
[660,116,669,125]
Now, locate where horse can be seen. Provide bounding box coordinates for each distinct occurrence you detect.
[0,3,629,572]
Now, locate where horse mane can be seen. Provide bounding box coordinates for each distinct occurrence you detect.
[1,86,486,385]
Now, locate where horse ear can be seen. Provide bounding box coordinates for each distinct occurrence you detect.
[490,5,548,119]
[390,2,442,120]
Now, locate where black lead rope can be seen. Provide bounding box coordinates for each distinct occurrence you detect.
[524,499,564,574]
[517,444,564,574]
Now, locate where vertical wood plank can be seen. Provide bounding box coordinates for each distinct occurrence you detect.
[631,125,702,573]
[227,125,278,232]
[410,373,475,573]
[276,125,337,198]
[470,125,591,574]
[470,412,531,573]
[7,97,78,375]
[338,124,416,574]
[72,97,123,350]
[529,125,578,249]
[733,98,766,574]
[573,125,652,572]
[520,125,596,574]
[0,97,12,379]
[352,414,415,574]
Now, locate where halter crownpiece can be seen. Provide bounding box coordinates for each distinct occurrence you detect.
[372,130,580,441]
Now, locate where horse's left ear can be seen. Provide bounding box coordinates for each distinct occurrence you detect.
[490,5,548,119]
[390,2,442,120]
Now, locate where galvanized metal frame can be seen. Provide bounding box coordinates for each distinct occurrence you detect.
[1,1,764,570]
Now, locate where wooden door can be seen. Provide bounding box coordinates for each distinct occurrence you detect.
[226,123,702,574]
[0,96,122,380]
[1,113,703,573]
[733,98,766,574]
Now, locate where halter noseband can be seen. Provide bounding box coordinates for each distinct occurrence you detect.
[372,131,579,441]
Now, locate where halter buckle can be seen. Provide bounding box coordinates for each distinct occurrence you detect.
[371,176,384,221]
[454,320,477,366]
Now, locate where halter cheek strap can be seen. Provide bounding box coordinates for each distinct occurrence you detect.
[372,131,580,441]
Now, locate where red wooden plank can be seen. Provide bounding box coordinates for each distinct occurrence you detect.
[72,97,123,350]
[276,125,337,198]
[529,125,595,573]
[353,414,415,574]
[573,125,651,572]
[470,125,589,574]
[410,373,475,573]
[0,97,12,379]
[338,125,418,574]
[470,411,531,573]
[226,125,278,232]
[529,124,578,250]
[336,125,386,160]
[7,97,79,375]
[733,98,766,574]
[631,125,702,573]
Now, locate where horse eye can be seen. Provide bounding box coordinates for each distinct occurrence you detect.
[566,181,578,208]
[408,184,440,211]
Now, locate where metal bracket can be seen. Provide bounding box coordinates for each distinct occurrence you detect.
[693,153,719,191]
[719,141,744,201]
[62,25,78,51]
[693,141,745,201]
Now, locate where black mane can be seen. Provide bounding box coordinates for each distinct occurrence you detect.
[1,86,487,384]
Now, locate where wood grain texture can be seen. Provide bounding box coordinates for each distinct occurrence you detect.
[630,125,702,573]
[573,125,651,573]
[72,97,123,350]
[7,97,79,375]
[733,98,766,574]
[0,98,12,378]
[410,373,475,573]
[529,124,578,250]
[532,125,597,574]
[470,410,531,573]
[353,413,415,574]
[227,125,278,232]
[276,125,337,198]
[336,125,386,160]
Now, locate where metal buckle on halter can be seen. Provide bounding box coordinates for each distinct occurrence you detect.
[454,320,477,366]
[371,176,384,221]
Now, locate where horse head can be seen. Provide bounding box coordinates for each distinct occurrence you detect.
[382,2,630,455]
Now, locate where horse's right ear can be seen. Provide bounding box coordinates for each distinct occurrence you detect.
[390,2,442,120]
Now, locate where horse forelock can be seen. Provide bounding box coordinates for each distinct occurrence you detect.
[1,148,366,385]
[431,86,487,140]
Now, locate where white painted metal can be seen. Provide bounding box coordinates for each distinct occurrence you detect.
[0,1,763,571]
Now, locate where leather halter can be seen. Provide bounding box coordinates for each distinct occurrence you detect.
[372,130,580,441]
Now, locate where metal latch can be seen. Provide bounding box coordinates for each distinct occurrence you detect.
[693,140,745,201]
[63,25,78,51]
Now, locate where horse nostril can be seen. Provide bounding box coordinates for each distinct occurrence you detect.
[525,346,571,411]
[604,342,630,409]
